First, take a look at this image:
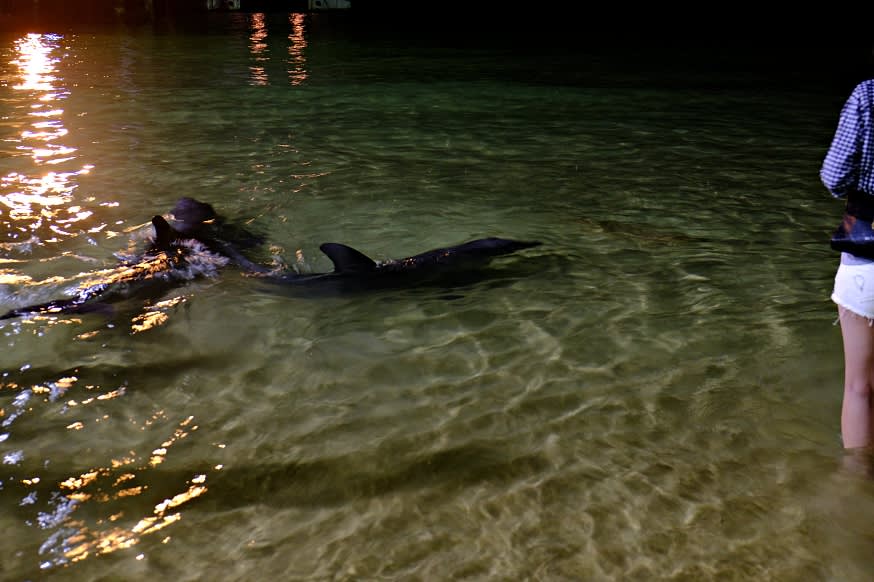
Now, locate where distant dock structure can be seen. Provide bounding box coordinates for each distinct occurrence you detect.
[206,0,351,9]
[0,0,353,30]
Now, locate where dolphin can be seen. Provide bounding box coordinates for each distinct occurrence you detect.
[159,197,269,274]
[263,237,542,295]
[1,196,542,317]
[0,198,266,321]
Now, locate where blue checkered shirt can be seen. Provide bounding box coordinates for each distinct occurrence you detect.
[822,79,874,198]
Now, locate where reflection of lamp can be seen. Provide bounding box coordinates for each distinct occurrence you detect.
[246,12,309,87]
[287,13,308,86]
[2,33,97,243]
[36,415,211,568]
[248,12,269,86]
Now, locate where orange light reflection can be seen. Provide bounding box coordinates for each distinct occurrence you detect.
[39,417,209,568]
[11,34,57,92]
[246,13,308,86]
[287,14,308,85]
[248,13,269,86]
[8,34,72,167]
[130,295,187,334]
[2,33,99,243]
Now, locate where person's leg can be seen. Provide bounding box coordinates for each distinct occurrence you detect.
[868,380,874,444]
[838,305,874,448]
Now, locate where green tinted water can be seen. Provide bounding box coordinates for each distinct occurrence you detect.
[0,13,870,581]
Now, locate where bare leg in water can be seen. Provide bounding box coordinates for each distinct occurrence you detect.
[838,305,874,449]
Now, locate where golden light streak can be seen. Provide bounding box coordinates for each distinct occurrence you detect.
[62,475,209,563]
[12,34,57,92]
[56,384,109,405]
[248,13,269,86]
[245,12,308,86]
[287,13,308,85]
[130,310,169,334]
[154,485,207,513]
[131,512,181,535]
[143,410,167,428]
[8,34,75,166]
[97,388,125,401]
[149,418,197,466]
[56,376,77,389]
[117,487,144,497]
[113,473,136,486]
[149,447,167,466]
[2,33,101,241]
[36,416,211,568]
[0,272,32,284]
[60,470,99,490]
[130,289,187,333]
[110,454,138,469]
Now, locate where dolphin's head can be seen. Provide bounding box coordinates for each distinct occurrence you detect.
[168,197,220,235]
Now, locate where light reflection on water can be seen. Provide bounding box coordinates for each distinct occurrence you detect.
[0,15,872,582]
[247,11,308,86]
[1,33,100,248]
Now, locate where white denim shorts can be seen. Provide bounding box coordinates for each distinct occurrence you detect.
[832,260,874,319]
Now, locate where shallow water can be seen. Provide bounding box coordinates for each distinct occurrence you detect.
[1,12,872,581]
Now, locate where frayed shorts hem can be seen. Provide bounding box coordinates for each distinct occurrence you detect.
[832,295,874,322]
[832,262,874,320]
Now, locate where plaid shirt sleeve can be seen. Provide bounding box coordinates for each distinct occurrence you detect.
[821,80,874,198]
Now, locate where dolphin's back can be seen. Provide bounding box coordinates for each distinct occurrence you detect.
[261,236,542,296]
[439,237,542,257]
[385,237,542,272]
[319,237,541,275]
[320,243,378,274]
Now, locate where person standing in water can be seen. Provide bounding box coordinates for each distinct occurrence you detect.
[823,78,874,449]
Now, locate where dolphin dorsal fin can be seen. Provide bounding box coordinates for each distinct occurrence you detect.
[319,243,377,274]
[151,215,179,249]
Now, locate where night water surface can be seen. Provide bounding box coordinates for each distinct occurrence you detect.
[0,12,871,581]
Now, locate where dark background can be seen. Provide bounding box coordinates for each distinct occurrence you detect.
[1,0,872,94]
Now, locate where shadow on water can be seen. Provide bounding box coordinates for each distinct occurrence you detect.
[255,250,562,301]
[0,440,552,512]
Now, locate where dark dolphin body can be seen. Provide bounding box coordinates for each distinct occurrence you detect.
[1,195,542,318]
[264,237,543,296]
[0,198,265,321]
